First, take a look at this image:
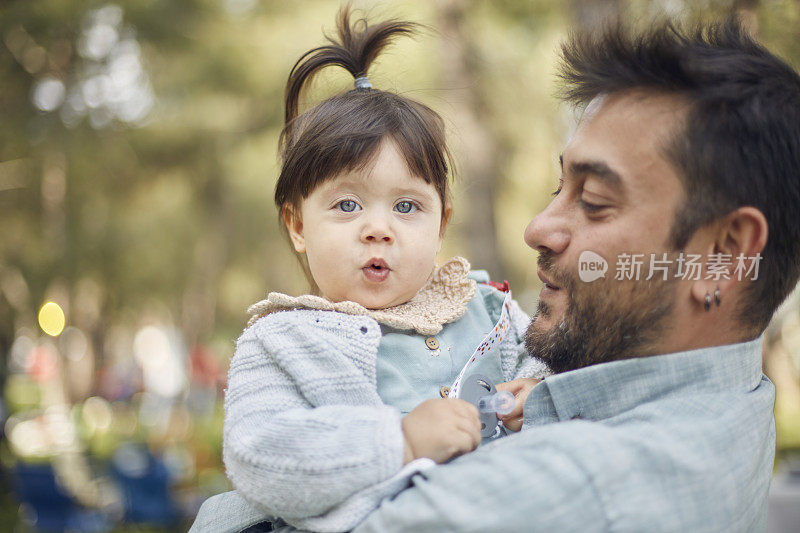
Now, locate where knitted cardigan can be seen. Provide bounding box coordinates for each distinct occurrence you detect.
[223,260,548,532]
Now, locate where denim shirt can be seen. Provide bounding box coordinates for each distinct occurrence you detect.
[354,337,775,533]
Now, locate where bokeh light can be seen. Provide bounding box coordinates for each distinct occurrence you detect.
[133,325,187,398]
[37,302,65,337]
[31,77,66,111]
[82,396,113,435]
[61,326,89,362]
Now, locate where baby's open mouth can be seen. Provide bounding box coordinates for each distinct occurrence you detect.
[363,258,390,282]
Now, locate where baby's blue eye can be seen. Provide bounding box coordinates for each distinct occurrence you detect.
[338,200,359,212]
[395,201,416,214]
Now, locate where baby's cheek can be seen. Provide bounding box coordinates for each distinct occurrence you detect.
[409,249,438,285]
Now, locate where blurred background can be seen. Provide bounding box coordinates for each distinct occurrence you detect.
[1,0,799,531]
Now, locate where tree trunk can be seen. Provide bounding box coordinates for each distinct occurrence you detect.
[435,0,505,279]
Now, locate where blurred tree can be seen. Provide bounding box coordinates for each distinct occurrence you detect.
[435,0,506,279]
[0,0,295,374]
[570,0,622,30]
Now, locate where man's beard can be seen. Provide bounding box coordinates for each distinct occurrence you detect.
[525,251,676,374]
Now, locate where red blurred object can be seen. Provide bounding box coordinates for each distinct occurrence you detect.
[189,345,219,388]
[26,345,59,382]
[486,280,510,293]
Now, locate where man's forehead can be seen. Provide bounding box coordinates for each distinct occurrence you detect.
[580,91,688,133]
[581,94,608,120]
[562,91,688,185]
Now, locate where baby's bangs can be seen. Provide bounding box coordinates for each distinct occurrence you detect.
[389,103,451,200]
[303,133,388,195]
[275,91,451,211]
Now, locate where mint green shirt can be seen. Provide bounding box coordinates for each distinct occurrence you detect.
[376,283,509,414]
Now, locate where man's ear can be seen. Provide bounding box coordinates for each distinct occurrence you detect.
[689,206,768,308]
[282,204,305,253]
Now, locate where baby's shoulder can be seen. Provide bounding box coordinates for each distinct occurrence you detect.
[464,269,531,329]
[245,308,377,332]
[470,270,512,295]
[242,308,380,345]
[467,269,491,284]
[469,270,510,305]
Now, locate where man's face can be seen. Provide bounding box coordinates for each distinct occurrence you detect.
[524,92,688,374]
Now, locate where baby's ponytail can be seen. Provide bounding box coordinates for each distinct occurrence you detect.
[283,8,416,125]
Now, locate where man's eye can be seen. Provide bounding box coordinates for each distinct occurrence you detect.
[337,200,360,212]
[579,199,606,213]
[394,201,417,214]
[551,187,562,197]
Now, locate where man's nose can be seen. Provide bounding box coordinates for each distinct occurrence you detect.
[524,203,570,255]
[361,214,394,243]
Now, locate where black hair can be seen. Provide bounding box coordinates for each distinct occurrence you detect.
[275,7,452,218]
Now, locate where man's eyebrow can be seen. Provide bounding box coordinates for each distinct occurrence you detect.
[561,156,624,190]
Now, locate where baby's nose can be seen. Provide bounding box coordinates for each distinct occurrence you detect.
[361,217,393,243]
[363,229,393,243]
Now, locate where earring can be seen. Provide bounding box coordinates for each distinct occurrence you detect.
[704,292,712,312]
[714,287,721,307]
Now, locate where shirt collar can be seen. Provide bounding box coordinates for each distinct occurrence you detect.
[523,336,764,426]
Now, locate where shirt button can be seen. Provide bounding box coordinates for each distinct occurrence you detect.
[425,337,439,350]
[439,386,451,398]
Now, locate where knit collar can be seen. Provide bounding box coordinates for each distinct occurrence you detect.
[247,256,476,335]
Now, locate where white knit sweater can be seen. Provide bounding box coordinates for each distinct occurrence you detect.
[223,264,548,532]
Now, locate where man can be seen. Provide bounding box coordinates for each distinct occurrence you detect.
[195,17,800,532]
[348,17,800,532]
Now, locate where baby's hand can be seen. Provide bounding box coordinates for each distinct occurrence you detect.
[401,398,482,464]
[494,378,542,432]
